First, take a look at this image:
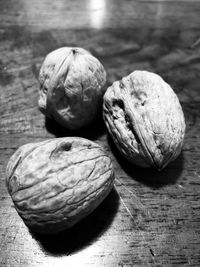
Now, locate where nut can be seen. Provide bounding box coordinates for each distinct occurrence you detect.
[6,137,114,234]
[38,47,106,129]
[103,70,185,170]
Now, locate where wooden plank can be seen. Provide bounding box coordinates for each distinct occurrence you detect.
[0,0,200,266]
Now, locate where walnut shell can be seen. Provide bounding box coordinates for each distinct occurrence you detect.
[6,137,114,234]
[38,47,106,130]
[103,70,185,170]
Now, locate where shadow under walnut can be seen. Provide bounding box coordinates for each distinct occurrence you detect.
[108,135,184,189]
[45,112,106,140]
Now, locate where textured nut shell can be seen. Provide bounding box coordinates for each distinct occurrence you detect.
[6,137,114,234]
[38,47,106,129]
[103,70,185,170]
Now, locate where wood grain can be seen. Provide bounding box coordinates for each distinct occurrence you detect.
[0,0,200,266]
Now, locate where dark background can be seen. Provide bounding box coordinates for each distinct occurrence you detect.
[0,0,200,266]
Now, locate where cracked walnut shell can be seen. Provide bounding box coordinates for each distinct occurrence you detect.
[6,137,114,234]
[38,47,106,129]
[103,70,185,170]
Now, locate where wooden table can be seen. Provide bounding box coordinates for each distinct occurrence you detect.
[1,0,200,266]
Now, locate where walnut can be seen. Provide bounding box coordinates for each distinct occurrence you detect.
[38,47,106,129]
[6,137,114,234]
[103,70,185,170]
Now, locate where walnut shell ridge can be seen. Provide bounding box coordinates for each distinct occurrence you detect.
[38,47,106,130]
[6,137,114,234]
[103,70,185,170]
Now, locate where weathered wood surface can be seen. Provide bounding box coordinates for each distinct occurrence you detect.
[0,0,200,266]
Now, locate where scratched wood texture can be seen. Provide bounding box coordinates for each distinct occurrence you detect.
[0,0,200,266]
